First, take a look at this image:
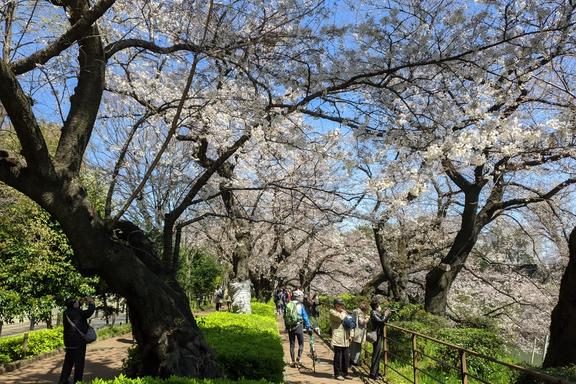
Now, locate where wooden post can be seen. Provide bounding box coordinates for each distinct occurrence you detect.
[460,350,468,384]
[412,334,418,384]
[383,323,388,376]
[22,333,29,358]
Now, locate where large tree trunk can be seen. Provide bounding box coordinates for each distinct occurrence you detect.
[221,183,254,313]
[0,0,219,376]
[373,226,409,303]
[251,271,274,302]
[424,187,482,315]
[32,185,220,377]
[542,226,576,368]
[424,232,478,315]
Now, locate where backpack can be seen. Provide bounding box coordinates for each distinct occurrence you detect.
[284,301,301,330]
[343,313,357,330]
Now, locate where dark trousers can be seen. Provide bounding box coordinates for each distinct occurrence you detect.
[288,327,304,362]
[333,346,349,377]
[370,337,383,377]
[215,302,222,311]
[59,345,87,384]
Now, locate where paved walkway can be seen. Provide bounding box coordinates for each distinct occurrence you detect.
[278,316,367,384]
[0,334,133,383]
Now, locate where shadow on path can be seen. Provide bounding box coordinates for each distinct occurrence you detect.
[0,335,131,384]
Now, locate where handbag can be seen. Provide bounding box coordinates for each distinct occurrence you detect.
[366,330,377,343]
[66,314,97,343]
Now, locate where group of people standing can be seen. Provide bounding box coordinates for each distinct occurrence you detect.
[330,297,390,380]
[282,289,391,381]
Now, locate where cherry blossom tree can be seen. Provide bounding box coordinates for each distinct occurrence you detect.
[2,0,576,376]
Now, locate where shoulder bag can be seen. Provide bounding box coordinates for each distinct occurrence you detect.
[66,314,97,343]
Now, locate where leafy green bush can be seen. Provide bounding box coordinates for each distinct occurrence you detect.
[90,374,275,383]
[198,312,283,383]
[434,327,513,381]
[542,365,576,381]
[97,324,132,339]
[516,365,576,384]
[250,303,275,319]
[0,327,63,362]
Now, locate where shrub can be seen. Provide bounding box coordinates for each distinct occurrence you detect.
[434,327,512,381]
[90,374,275,383]
[516,365,576,384]
[0,327,63,362]
[97,324,132,339]
[250,303,275,319]
[197,312,283,383]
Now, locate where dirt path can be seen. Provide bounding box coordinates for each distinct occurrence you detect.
[278,316,368,384]
[0,334,133,383]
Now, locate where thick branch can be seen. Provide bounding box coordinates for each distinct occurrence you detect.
[11,0,116,75]
[441,158,472,190]
[0,61,55,177]
[54,0,107,176]
[105,39,203,60]
[491,177,576,212]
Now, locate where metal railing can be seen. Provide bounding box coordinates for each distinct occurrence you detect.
[381,323,575,384]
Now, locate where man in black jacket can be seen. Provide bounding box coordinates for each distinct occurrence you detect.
[58,296,95,384]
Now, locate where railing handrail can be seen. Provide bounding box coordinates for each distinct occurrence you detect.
[386,323,575,384]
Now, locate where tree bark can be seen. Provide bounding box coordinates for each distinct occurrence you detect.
[373,226,409,303]
[424,184,482,315]
[542,226,576,368]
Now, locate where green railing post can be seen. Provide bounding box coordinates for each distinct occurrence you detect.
[460,349,468,384]
[412,333,418,384]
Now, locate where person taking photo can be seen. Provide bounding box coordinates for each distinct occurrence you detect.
[58,296,96,384]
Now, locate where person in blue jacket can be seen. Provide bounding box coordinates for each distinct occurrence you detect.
[284,290,311,367]
[58,296,95,384]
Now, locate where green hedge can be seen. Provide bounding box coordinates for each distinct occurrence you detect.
[90,375,274,384]
[0,323,132,364]
[249,303,275,319]
[198,307,283,383]
[0,327,62,363]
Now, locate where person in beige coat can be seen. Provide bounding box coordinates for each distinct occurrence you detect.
[330,298,351,380]
[350,302,369,366]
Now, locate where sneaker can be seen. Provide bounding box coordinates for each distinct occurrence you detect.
[336,376,345,381]
[289,361,296,368]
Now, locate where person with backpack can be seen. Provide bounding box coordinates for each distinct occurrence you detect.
[330,298,353,380]
[58,296,95,384]
[350,302,369,366]
[369,297,391,380]
[284,290,311,367]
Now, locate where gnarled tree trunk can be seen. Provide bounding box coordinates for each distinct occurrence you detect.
[373,226,409,304]
[45,189,220,377]
[542,226,576,368]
